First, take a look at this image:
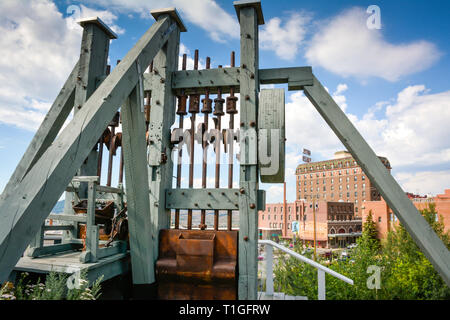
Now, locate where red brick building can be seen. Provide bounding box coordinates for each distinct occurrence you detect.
[258,200,362,248]
[296,151,391,217]
[362,189,450,239]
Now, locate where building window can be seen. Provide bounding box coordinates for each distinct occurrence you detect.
[339,185,342,190]
[362,183,366,189]
[354,176,357,182]
[362,175,366,180]
[268,207,270,212]
[323,193,326,199]
[323,186,326,191]
[378,217,381,222]
[339,177,342,183]
[362,191,366,197]
[331,193,334,198]
[355,199,358,203]
[280,223,283,229]
[331,178,334,183]
[274,215,277,220]
[288,207,291,212]
[354,184,357,189]
[262,215,264,220]
[274,207,277,212]
[355,207,358,213]
[288,224,290,229]
[281,207,283,212]
[268,215,270,220]
[288,215,291,220]
[331,185,334,190]
[339,193,342,198]
[339,170,342,175]
[269,223,272,228]
[347,192,350,197]
[346,169,349,175]
[346,184,349,190]
[346,177,350,182]
[355,192,358,197]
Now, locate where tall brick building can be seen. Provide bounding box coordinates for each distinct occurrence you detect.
[296,151,391,217]
[362,189,450,239]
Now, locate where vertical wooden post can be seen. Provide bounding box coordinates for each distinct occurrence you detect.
[75,18,117,197]
[148,9,184,261]
[122,85,155,284]
[83,178,99,263]
[235,0,264,300]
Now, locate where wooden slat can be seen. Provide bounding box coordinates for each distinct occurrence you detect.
[48,214,87,223]
[166,189,241,210]
[0,16,175,283]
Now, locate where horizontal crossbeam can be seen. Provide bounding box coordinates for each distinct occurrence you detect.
[166,188,241,210]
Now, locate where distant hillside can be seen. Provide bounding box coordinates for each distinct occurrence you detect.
[52,200,65,214]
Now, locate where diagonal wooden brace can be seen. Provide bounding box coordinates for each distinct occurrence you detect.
[0,15,177,282]
[303,74,450,287]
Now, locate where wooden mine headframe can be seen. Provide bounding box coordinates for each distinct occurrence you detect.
[0,1,449,299]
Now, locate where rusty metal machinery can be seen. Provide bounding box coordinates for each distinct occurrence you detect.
[1,0,449,299]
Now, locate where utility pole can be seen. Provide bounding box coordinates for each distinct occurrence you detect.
[312,199,317,261]
[283,181,287,240]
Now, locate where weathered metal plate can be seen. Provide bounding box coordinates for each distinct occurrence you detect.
[258,88,285,183]
[156,229,238,300]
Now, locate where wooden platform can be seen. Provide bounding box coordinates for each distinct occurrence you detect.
[14,250,130,284]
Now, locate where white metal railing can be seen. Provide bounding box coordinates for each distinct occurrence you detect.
[258,240,353,300]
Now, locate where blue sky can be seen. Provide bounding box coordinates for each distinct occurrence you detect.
[0,0,449,203]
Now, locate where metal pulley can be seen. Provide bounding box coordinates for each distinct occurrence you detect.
[258,88,285,183]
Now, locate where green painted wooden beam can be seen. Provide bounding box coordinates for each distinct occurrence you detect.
[0,16,175,283]
[303,74,450,287]
[259,67,313,90]
[166,189,241,210]
[122,85,155,284]
[236,1,261,300]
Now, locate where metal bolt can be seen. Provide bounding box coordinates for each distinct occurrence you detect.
[234,192,238,196]
[168,192,172,195]
[250,203,256,209]
[235,204,239,208]
[250,73,255,79]
[239,188,245,194]
[221,192,225,196]
[181,192,185,195]
[156,100,160,105]
[240,122,245,127]
[250,121,256,127]
[160,78,165,83]
[245,95,250,101]
[207,203,211,207]
[195,203,199,207]
[77,105,82,109]
[246,34,251,39]
[244,236,249,241]
[208,192,212,196]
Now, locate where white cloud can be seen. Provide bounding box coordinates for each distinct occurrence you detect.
[84,0,239,42]
[395,171,450,196]
[305,7,441,81]
[260,12,311,60]
[283,83,450,196]
[0,1,121,131]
